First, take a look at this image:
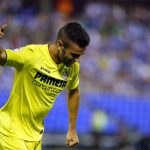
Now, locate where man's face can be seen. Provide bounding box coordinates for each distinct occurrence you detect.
[58,40,85,67]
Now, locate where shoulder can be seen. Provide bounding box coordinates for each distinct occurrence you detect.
[69,62,80,75]
[22,44,48,54]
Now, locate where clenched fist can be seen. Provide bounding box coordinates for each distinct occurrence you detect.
[66,128,79,147]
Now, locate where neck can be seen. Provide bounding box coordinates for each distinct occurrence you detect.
[48,42,61,64]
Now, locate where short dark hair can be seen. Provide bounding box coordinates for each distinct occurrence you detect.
[57,22,90,48]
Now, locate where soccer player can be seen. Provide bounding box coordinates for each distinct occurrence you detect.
[0,22,90,150]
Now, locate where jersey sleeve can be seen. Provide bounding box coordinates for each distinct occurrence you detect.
[67,62,80,90]
[4,45,38,69]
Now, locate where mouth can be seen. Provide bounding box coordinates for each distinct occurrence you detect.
[64,59,75,67]
[64,62,74,67]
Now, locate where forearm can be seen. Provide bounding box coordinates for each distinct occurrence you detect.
[0,47,4,53]
[0,47,6,66]
[67,87,80,129]
[0,24,7,65]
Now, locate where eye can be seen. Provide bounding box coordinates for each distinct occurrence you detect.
[71,53,81,59]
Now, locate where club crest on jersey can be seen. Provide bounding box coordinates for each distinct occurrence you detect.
[61,68,69,80]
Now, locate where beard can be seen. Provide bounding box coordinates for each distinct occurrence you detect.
[61,56,75,67]
[59,48,75,67]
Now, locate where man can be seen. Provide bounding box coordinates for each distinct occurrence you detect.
[0,22,90,149]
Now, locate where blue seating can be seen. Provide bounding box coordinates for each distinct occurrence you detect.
[86,93,150,135]
[44,93,92,134]
[1,91,150,135]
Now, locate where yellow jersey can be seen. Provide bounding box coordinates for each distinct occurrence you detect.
[0,44,80,141]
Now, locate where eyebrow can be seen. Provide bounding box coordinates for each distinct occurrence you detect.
[70,49,85,54]
[70,51,84,55]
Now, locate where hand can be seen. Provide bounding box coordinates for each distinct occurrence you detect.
[0,24,7,38]
[66,128,79,147]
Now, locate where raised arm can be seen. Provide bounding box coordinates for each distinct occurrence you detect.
[0,24,7,66]
[66,86,80,147]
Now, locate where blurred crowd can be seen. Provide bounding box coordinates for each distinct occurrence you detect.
[1,0,150,97]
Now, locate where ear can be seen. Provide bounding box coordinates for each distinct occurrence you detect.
[57,40,63,48]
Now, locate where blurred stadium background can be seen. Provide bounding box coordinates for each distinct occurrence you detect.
[1,0,150,149]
